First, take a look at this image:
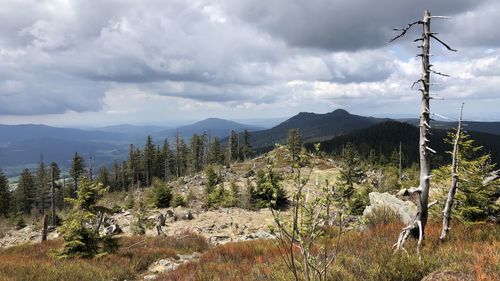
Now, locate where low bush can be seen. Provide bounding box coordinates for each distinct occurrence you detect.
[149,178,172,208]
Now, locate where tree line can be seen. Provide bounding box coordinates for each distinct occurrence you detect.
[0,130,253,218]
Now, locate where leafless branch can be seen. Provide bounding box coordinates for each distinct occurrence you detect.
[411,79,424,89]
[430,34,457,52]
[430,16,452,19]
[388,21,421,43]
[431,69,450,77]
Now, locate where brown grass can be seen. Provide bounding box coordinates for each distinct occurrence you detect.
[160,222,499,281]
[0,232,208,281]
[1,223,498,281]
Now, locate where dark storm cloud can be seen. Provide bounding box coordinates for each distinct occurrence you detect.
[222,0,486,51]
[0,0,499,118]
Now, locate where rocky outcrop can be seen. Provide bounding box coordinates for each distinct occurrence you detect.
[363,192,417,225]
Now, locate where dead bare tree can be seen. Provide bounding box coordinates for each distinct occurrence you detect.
[389,10,456,254]
[50,165,56,226]
[41,214,48,242]
[440,103,464,242]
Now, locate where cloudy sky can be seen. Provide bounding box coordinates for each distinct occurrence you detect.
[0,0,499,127]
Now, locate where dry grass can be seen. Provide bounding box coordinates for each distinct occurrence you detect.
[0,223,498,281]
[0,232,208,281]
[161,222,499,281]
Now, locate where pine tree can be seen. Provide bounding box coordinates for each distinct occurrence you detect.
[161,138,172,182]
[0,169,11,217]
[337,142,365,214]
[14,169,35,214]
[143,135,155,187]
[189,134,204,173]
[435,132,500,222]
[111,161,121,192]
[35,156,50,214]
[97,166,110,187]
[287,129,302,162]
[175,134,188,177]
[209,137,224,165]
[69,153,85,196]
[49,161,61,225]
[58,178,110,258]
[228,130,240,162]
[241,130,253,160]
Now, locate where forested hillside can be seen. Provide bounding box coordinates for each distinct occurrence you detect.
[308,121,500,166]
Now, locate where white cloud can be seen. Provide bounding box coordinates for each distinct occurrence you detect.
[0,0,499,122]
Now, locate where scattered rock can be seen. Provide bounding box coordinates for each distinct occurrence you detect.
[143,274,158,280]
[106,224,123,235]
[240,230,275,241]
[363,192,417,225]
[209,235,231,245]
[183,210,194,220]
[421,271,474,281]
[149,259,179,273]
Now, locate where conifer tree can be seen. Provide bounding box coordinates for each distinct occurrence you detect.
[287,128,302,162]
[111,161,121,192]
[229,130,240,162]
[97,166,110,187]
[209,137,224,165]
[161,138,172,182]
[143,135,155,187]
[14,169,35,214]
[241,130,253,160]
[35,156,50,214]
[69,152,85,195]
[189,134,204,173]
[337,142,365,214]
[58,178,110,258]
[436,132,500,222]
[175,134,188,177]
[0,169,11,217]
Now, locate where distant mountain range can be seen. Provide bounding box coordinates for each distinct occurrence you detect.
[153,118,264,140]
[0,118,264,177]
[1,110,500,177]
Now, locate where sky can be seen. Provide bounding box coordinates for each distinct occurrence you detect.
[0,0,499,127]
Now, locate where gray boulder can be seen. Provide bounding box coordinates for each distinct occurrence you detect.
[363,192,417,225]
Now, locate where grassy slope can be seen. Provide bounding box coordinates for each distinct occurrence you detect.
[161,223,499,281]
[0,223,497,281]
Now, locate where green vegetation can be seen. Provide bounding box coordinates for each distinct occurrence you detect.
[433,132,500,222]
[57,178,111,258]
[148,178,173,208]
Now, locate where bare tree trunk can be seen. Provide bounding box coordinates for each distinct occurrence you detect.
[89,154,93,181]
[416,9,432,248]
[51,166,56,226]
[62,175,66,210]
[440,103,464,242]
[399,141,403,184]
[41,214,48,242]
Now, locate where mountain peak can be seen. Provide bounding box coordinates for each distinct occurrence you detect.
[330,109,350,117]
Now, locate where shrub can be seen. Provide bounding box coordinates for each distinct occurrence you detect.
[250,169,287,209]
[57,179,109,259]
[125,191,135,210]
[149,178,172,208]
[130,199,147,235]
[171,193,186,207]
